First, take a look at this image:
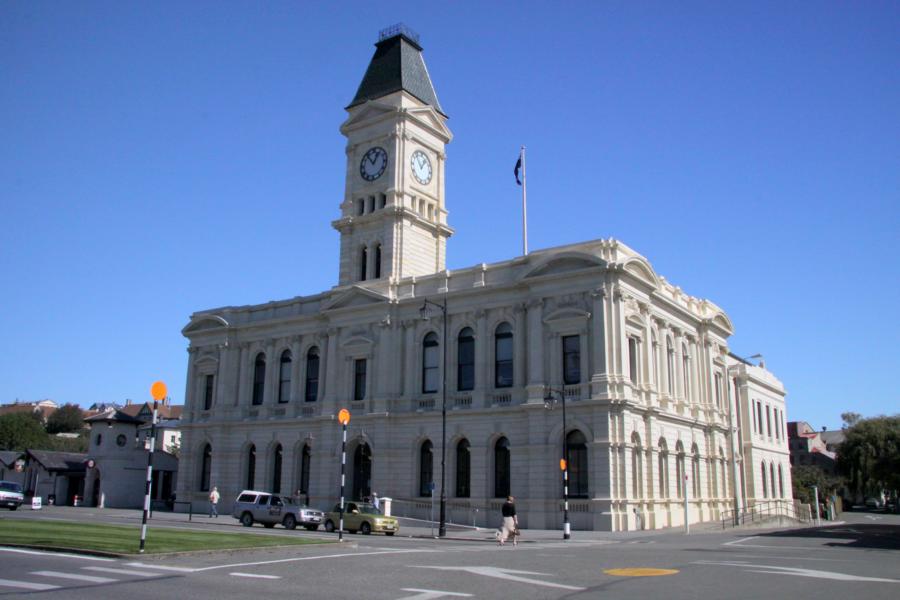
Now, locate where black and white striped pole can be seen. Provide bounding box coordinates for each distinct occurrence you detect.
[545,387,571,540]
[140,381,165,553]
[337,408,350,543]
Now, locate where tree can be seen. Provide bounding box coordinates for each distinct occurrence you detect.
[0,412,48,451]
[841,412,862,429]
[837,415,900,498]
[46,404,85,434]
[791,465,843,505]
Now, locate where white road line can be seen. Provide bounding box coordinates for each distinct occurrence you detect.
[414,566,585,591]
[0,547,115,561]
[31,570,118,583]
[723,536,757,546]
[193,548,430,572]
[0,578,60,591]
[125,562,198,573]
[229,572,281,579]
[397,588,473,600]
[695,561,900,583]
[83,566,160,577]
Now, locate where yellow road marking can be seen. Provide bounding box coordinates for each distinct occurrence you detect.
[604,568,679,577]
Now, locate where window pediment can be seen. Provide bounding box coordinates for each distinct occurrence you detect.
[323,286,389,311]
[523,253,605,280]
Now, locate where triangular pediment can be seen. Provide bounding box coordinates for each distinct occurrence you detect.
[182,315,229,335]
[405,105,452,140]
[323,286,390,311]
[340,100,399,133]
[523,253,606,280]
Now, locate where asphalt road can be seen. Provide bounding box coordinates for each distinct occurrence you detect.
[1,508,897,599]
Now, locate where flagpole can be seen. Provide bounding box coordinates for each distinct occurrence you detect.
[521,146,528,256]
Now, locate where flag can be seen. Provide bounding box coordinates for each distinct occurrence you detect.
[514,154,522,185]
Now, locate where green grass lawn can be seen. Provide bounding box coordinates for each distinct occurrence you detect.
[0,519,331,554]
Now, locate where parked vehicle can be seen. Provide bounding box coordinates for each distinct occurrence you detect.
[323,501,398,535]
[0,481,24,510]
[231,490,324,530]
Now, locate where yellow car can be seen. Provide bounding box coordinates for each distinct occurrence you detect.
[324,501,398,535]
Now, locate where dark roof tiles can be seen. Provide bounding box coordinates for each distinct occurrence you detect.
[348,32,445,116]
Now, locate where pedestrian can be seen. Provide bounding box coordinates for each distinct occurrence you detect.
[208,486,220,518]
[497,495,518,546]
[373,492,380,511]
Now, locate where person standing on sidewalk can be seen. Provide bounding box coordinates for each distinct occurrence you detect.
[497,496,518,546]
[208,486,220,518]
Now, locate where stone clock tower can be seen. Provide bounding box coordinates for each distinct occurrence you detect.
[332,25,453,287]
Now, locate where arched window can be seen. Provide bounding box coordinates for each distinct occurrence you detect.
[374,244,382,279]
[278,350,292,404]
[422,332,439,393]
[457,327,475,391]
[305,347,319,402]
[200,444,212,492]
[359,246,368,281]
[272,444,283,493]
[675,441,685,499]
[778,464,784,498]
[352,443,372,501]
[658,439,669,499]
[494,323,513,388]
[770,462,776,499]
[419,440,433,497]
[455,439,470,497]
[691,444,701,497]
[761,462,768,498]
[666,340,675,395]
[567,430,588,498]
[252,353,266,406]
[246,444,256,490]
[299,444,311,496]
[631,432,643,498]
[494,437,511,498]
[682,344,691,400]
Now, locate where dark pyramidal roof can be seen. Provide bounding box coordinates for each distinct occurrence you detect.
[348,25,445,116]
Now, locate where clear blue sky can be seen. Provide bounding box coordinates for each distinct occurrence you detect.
[2,1,897,429]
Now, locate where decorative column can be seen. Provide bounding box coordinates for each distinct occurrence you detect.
[185,347,199,418]
[290,336,302,411]
[263,341,277,406]
[513,303,527,393]
[474,309,488,407]
[323,328,339,412]
[525,299,545,404]
[237,342,250,408]
[589,287,608,397]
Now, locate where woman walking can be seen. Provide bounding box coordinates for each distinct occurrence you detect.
[497,496,518,546]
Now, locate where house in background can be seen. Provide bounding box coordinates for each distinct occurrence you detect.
[22,449,87,505]
[0,451,26,486]
[83,409,180,508]
[0,399,58,425]
[788,421,838,474]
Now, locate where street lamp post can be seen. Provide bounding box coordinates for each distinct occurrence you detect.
[544,387,571,540]
[420,296,448,538]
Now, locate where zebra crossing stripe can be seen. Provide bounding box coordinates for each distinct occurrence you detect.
[31,570,117,583]
[0,578,60,591]
[83,566,159,577]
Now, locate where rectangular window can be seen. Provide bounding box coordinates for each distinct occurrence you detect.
[457,334,475,391]
[714,373,722,409]
[203,374,214,410]
[766,405,772,438]
[423,338,439,393]
[305,351,319,402]
[494,331,513,388]
[563,335,581,385]
[628,337,639,383]
[756,401,763,434]
[354,359,367,401]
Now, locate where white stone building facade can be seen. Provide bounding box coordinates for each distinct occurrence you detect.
[175,27,791,531]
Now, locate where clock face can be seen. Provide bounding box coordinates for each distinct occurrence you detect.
[411,150,433,185]
[360,146,388,181]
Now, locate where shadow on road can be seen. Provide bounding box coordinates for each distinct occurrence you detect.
[757,523,900,550]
